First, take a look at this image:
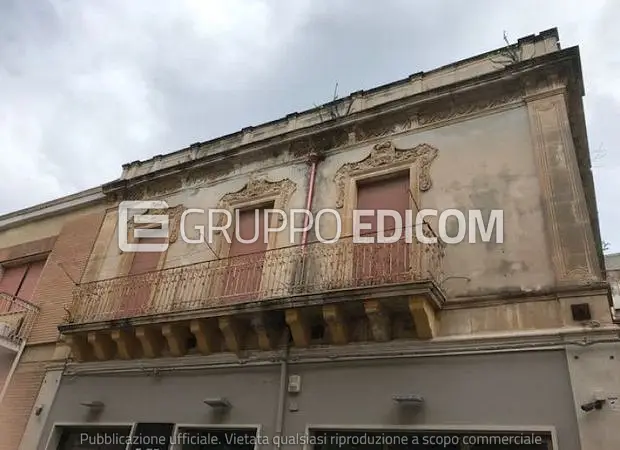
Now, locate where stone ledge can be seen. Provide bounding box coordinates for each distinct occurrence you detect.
[49,326,620,376]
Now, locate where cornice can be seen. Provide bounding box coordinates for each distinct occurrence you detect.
[103,47,583,203]
[50,325,619,376]
[0,187,105,231]
[445,282,610,309]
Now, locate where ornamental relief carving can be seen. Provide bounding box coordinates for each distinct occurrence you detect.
[218,177,297,210]
[418,90,522,126]
[564,266,598,284]
[212,177,297,237]
[107,84,520,203]
[334,141,439,208]
[126,204,185,243]
[521,69,571,98]
[352,111,417,142]
[112,176,185,202]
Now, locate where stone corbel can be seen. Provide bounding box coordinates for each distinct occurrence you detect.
[88,332,115,361]
[190,319,222,355]
[251,312,278,351]
[65,334,93,362]
[111,329,141,360]
[285,309,310,348]
[218,316,245,354]
[408,296,438,339]
[162,323,191,357]
[136,326,165,358]
[364,300,392,342]
[323,304,348,345]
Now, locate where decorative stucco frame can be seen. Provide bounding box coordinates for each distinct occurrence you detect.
[213,178,297,259]
[209,178,297,300]
[117,204,184,275]
[335,141,439,227]
[109,204,184,315]
[333,141,439,280]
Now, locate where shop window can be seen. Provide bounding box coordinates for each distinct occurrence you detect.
[311,429,553,450]
[128,423,175,450]
[174,427,259,450]
[55,426,131,450]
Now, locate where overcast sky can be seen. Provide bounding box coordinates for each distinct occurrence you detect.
[0,1,618,251]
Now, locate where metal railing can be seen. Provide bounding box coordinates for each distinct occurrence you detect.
[68,224,444,325]
[0,292,40,349]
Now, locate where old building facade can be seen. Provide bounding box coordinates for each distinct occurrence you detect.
[0,188,107,450]
[4,28,618,450]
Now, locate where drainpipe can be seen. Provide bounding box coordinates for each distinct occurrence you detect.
[0,341,26,406]
[279,151,318,447]
[300,152,321,250]
[274,329,290,449]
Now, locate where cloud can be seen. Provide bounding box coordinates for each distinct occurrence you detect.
[0,0,618,252]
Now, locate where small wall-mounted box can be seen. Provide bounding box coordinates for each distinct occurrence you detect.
[571,303,591,322]
[288,375,301,393]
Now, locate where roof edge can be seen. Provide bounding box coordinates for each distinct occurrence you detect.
[120,28,561,180]
[0,186,107,231]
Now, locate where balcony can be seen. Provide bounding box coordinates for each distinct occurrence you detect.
[60,226,446,362]
[0,293,39,352]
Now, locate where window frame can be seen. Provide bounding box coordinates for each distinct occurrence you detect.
[0,255,48,308]
[170,424,263,450]
[43,422,136,450]
[303,424,558,450]
[342,164,418,239]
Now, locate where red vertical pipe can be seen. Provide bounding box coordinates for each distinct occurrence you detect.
[301,152,320,250]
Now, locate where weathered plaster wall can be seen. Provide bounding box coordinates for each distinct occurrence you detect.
[440,293,613,336]
[84,159,310,282]
[87,106,556,300]
[566,343,620,450]
[316,105,553,298]
[163,161,309,268]
[84,99,606,321]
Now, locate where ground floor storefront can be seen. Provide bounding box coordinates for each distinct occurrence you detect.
[34,349,582,449]
[49,425,554,449]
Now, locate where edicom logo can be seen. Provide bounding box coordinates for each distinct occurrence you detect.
[118,200,504,252]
